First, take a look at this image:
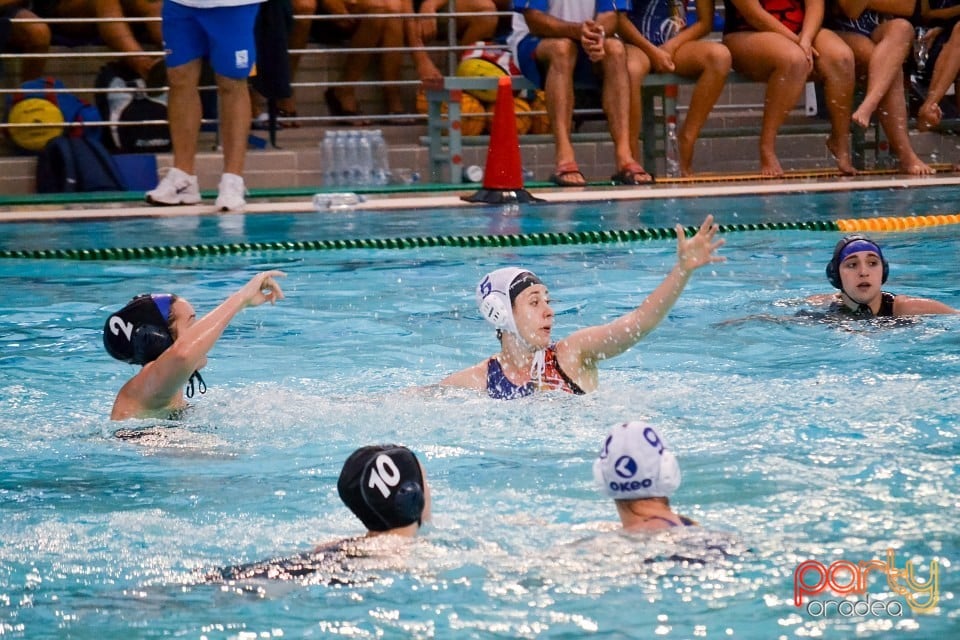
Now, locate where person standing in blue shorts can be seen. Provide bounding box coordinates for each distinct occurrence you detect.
[145,0,264,212]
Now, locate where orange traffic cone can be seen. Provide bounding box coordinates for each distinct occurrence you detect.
[462,75,542,204]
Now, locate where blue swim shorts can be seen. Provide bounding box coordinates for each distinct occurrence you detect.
[516,35,601,90]
[162,1,260,79]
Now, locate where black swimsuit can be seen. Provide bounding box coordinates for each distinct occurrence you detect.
[828,291,896,318]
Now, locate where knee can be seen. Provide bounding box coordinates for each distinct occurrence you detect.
[603,35,626,60]
[22,23,52,51]
[945,22,960,51]
[291,0,316,13]
[886,19,915,46]
[704,44,732,75]
[777,47,809,78]
[821,45,855,78]
[216,77,251,102]
[542,38,578,71]
[626,50,650,79]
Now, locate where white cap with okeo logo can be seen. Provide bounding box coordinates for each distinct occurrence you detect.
[593,422,681,500]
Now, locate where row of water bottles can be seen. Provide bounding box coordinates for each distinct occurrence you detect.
[321,129,390,187]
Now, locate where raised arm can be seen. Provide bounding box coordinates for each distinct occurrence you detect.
[112,271,285,418]
[560,215,724,365]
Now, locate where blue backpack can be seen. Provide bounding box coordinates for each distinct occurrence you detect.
[35,135,127,193]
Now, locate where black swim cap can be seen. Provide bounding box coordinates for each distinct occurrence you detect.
[103,294,175,364]
[508,271,543,305]
[337,445,425,532]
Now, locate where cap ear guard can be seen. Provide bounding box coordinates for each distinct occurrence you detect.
[826,236,889,289]
[359,450,425,530]
[338,446,425,532]
[131,325,174,365]
[478,292,511,330]
[103,294,175,364]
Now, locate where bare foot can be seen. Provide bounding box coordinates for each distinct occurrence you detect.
[826,137,857,176]
[678,130,696,177]
[759,149,785,177]
[916,102,942,132]
[899,155,936,175]
[851,106,872,129]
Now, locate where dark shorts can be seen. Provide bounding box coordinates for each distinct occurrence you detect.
[827,9,881,37]
[515,34,600,90]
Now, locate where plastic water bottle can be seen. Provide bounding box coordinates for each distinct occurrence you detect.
[313,192,364,211]
[369,129,390,186]
[321,131,338,186]
[357,130,373,186]
[914,27,929,74]
[342,131,359,187]
[334,130,349,186]
[665,121,681,178]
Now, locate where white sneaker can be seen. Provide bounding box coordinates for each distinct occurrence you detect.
[145,167,201,205]
[215,173,247,212]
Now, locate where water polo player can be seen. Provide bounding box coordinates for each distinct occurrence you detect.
[103,270,285,420]
[807,235,957,317]
[440,214,724,398]
[594,421,696,531]
[209,445,430,582]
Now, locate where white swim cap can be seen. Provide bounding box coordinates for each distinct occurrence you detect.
[476,267,543,338]
[593,422,681,500]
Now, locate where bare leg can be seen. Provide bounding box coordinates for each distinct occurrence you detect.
[94,0,163,78]
[332,9,381,112]
[537,38,582,180]
[8,9,50,81]
[378,1,406,114]
[725,31,809,177]
[600,37,645,173]
[167,59,203,174]
[624,44,650,162]
[814,29,857,175]
[217,74,252,176]
[275,0,317,113]
[846,20,913,127]
[918,23,960,131]
[457,0,499,44]
[877,68,933,174]
[673,40,731,175]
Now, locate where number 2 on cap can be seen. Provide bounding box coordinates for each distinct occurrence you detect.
[109,315,134,341]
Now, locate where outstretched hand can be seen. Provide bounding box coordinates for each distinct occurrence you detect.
[240,270,286,308]
[676,215,725,273]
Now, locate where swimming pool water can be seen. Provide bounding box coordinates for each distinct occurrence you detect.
[0,187,957,638]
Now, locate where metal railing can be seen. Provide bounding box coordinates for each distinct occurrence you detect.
[0,8,515,136]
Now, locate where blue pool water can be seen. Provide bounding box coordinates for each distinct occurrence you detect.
[1,187,958,638]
